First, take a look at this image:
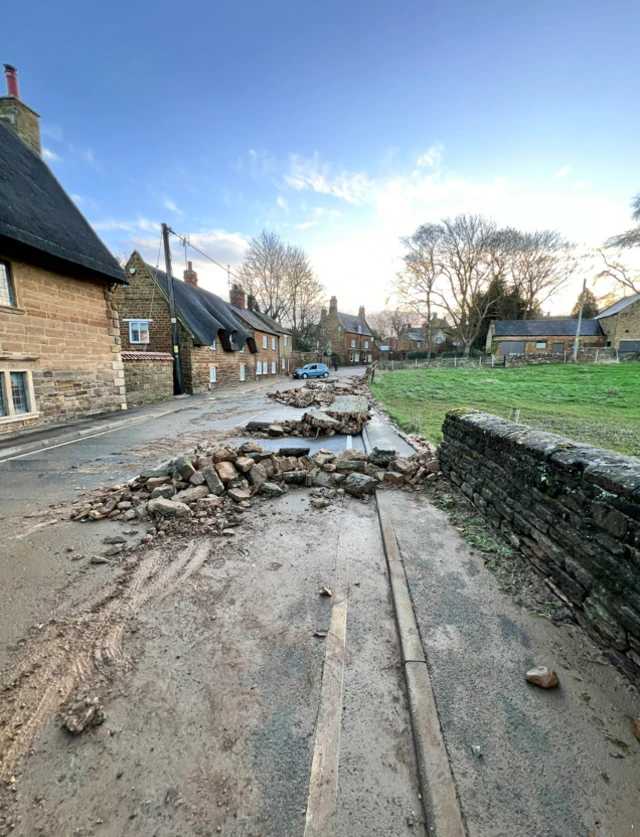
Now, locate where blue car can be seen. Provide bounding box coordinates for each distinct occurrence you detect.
[292,363,330,379]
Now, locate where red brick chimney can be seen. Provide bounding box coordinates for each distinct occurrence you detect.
[247,294,257,312]
[183,261,198,287]
[358,305,365,319]
[0,64,42,156]
[329,296,338,316]
[230,283,246,310]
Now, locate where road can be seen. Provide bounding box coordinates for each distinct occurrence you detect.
[0,373,639,836]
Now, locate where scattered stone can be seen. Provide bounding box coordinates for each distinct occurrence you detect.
[369,447,397,468]
[103,536,126,545]
[215,460,239,483]
[425,459,441,473]
[319,586,332,597]
[150,485,176,500]
[104,545,124,556]
[313,630,328,638]
[201,465,225,496]
[260,483,284,498]
[90,555,110,565]
[525,666,560,689]
[148,497,191,518]
[222,528,236,535]
[268,424,285,437]
[173,456,196,480]
[471,745,483,758]
[228,488,252,503]
[189,471,206,486]
[62,697,105,734]
[383,471,405,486]
[240,441,263,453]
[343,473,378,498]
[235,456,254,474]
[174,485,210,504]
[248,462,268,487]
[278,446,311,457]
[311,498,330,509]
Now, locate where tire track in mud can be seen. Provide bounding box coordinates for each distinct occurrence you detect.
[0,539,210,781]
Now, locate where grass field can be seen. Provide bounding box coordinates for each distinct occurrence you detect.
[372,363,640,456]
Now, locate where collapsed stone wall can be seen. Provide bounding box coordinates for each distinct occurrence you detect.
[440,410,640,682]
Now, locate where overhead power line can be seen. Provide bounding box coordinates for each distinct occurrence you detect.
[166,226,241,284]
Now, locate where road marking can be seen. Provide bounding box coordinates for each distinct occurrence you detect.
[304,596,348,837]
[346,434,352,449]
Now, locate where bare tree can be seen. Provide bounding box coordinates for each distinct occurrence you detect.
[395,223,442,349]
[508,230,576,318]
[606,193,640,249]
[594,248,640,296]
[236,230,325,343]
[367,309,421,340]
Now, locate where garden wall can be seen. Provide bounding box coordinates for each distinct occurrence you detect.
[440,410,640,682]
[122,352,174,407]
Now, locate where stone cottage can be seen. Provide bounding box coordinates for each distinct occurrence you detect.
[229,284,292,377]
[594,293,640,351]
[485,319,605,357]
[320,296,374,365]
[0,64,128,434]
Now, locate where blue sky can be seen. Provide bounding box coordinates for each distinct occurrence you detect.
[5,0,640,312]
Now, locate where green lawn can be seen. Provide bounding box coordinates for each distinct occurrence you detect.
[372,363,640,456]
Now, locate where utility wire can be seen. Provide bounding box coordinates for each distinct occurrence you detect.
[166,226,240,282]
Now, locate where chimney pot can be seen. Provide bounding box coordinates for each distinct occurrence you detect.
[3,64,19,98]
[358,305,365,319]
[230,283,246,310]
[183,261,198,287]
[329,296,338,315]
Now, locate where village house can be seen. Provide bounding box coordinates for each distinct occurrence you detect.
[485,318,605,357]
[0,64,128,433]
[321,296,374,365]
[396,315,451,357]
[229,284,292,376]
[594,293,640,351]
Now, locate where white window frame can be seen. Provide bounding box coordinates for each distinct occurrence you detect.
[0,369,38,425]
[535,341,547,349]
[256,360,262,375]
[271,336,276,350]
[350,339,356,348]
[354,353,360,363]
[364,341,369,349]
[281,357,286,369]
[240,344,245,354]
[240,363,246,382]
[271,361,276,374]
[209,365,217,383]
[357,325,362,334]
[262,335,268,349]
[210,336,217,351]
[126,319,152,344]
[284,335,288,347]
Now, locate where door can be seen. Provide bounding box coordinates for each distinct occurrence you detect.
[552,343,564,355]
[499,342,525,356]
[354,353,360,363]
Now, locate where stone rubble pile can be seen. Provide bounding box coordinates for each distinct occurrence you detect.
[268,375,371,410]
[68,440,442,533]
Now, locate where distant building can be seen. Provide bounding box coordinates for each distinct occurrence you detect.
[320,296,374,365]
[229,284,292,377]
[396,315,451,357]
[594,293,640,351]
[486,319,605,357]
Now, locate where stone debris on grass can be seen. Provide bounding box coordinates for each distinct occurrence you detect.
[525,666,560,689]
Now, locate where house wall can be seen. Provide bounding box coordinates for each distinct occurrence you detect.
[114,252,173,354]
[491,335,605,357]
[441,411,640,683]
[324,310,373,363]
[599,300,640,348]
[0,258,126,433]
[251,331,281,379]
[122,352,173,407]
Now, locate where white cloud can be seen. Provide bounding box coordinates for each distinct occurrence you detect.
[43,147,61,162]
[71,194,83,204]
[416,144,443,168]
[284,153,373,204]
[276,195,289,212]
[163,197,183,215]
[553,166,571,179]
[41,124,63,142]
[295,221,318,230]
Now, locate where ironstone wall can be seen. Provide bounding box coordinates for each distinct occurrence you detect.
[440,410,640,683]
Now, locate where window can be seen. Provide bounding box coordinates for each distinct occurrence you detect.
[284,335,288,347]
[271,361,276,374]
[281,357,285,369]
[0,261,17,308]
[262,335,268,349]
[436,336,442,344]
[256,361,262,375]
[357,325,362,334]
[271,337,276,350]
[210,337,217,351]
[350,339,356,348]
[240,344,245,354]
[338,326,342,333]
[128,320,151,344]
[535,341,547,349]
[364,341,369,349]
[354,353,360,363]
[416,342,421,348]
[209,366,217,383]
[0,369,35,421]
[368,353,372,363]
[240,363,246,382]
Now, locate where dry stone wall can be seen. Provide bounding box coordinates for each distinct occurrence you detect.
[122,352,173,407]
[440,410,640,682]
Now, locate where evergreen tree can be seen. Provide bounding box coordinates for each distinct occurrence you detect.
[571,288,599,318]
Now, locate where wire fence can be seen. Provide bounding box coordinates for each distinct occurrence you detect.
[376,347,632,372]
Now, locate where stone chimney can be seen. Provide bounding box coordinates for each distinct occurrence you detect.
[329,296,338,316]
[183,261,198,287]
[247,294,257,312]
[358,305,365,319]
[0,64,42,156]
[230,283,246,310]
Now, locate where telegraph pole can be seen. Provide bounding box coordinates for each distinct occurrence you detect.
[162,223,185,395]
[573,278,587,363]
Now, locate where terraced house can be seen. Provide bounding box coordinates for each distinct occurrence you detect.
[116,257,289,396]
[321,295,374,365]
[0,64,128,434]
[229,284,292,377]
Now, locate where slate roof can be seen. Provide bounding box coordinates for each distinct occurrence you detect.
[595,293,640,319]
[251,309,292,336]
[150,265,251,349]
[406,331,425,342]
[494,319,603,338]
[337,312,373,337]
[0,122,125,284]
[229,304,279,336]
